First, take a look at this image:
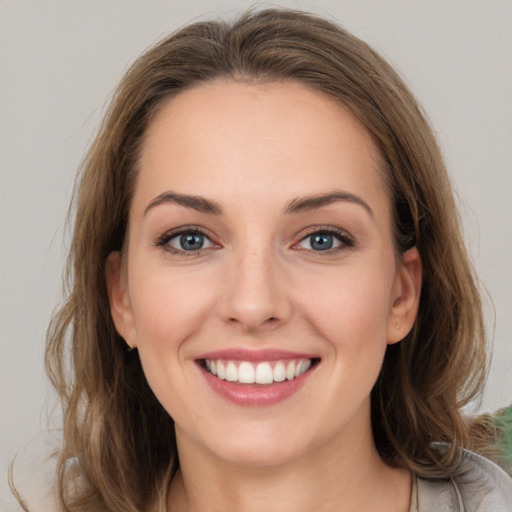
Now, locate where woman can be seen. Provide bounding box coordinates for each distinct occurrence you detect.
[16,8,511,511]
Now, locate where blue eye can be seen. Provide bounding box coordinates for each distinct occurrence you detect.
[158,229,215,253]
[296,229,353,252]
[309,233,334,251]
[178,233,205,251]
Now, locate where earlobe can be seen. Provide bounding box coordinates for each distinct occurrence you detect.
[387,247,422,344]
[105,251,137,348]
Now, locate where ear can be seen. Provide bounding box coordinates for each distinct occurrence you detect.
[387,247,422,344]
[105,251,137,348]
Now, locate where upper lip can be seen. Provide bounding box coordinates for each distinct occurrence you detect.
[195,348,319,362]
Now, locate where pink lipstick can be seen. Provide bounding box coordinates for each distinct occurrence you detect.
[196,349,319,406]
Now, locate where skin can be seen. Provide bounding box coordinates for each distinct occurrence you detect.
[107,80,422,512]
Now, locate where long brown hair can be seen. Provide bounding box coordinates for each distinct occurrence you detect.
[43,8,489,511]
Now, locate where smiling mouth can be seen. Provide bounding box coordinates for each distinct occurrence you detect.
[200,358,319,385]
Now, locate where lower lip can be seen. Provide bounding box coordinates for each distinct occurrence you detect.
[200,363,317,406]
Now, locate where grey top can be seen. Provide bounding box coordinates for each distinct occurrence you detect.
[410,449,512,511]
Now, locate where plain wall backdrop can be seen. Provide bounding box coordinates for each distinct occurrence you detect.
[1,0,511,502]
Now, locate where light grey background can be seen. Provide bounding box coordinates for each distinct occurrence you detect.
[1,0,511,496]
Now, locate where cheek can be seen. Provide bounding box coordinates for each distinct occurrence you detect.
[127,267,219,417]
[298,264,394,348]
[126,266,220,406]
[129,266,215,347]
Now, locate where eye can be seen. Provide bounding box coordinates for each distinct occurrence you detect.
[295,228,353,252]
[157,228,216,254]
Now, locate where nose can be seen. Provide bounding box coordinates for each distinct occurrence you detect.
[218,247,292,334]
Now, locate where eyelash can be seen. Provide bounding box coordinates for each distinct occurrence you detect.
[294,227,355,254]
[155,226,218,256]
[155,226,354,256]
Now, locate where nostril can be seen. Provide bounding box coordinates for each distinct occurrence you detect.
[227,315,279,328]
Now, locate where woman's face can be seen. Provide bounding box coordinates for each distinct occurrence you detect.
[108,80,421,467]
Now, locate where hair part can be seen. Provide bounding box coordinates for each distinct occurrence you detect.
[43,8,490,510]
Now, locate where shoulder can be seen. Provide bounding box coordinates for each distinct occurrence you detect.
[416,448,512,511]
[453,449,512,510]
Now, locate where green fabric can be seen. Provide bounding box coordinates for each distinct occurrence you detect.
[496,404,512,473]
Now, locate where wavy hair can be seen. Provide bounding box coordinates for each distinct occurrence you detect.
[41,8,489,511]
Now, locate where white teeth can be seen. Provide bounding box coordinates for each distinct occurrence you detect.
[238,362,255,383]
[286,361,295,380]
[216,361,226,380]
[204,358,314,384]
[226,361,238,382]
[255,362,273,384]
[273,361,286,382]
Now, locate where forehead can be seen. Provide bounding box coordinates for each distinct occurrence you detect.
[135,79,389,215]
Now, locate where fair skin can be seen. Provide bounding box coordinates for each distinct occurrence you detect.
[107,80,422,512]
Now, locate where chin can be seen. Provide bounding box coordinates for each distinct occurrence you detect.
[177,417,314,468]
[214,437,307,468]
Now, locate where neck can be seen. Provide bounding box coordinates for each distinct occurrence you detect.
[167,408,411,512]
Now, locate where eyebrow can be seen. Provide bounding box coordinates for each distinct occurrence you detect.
[144,189,373,218]
[144,191,222,216]
[284,191,374,217]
